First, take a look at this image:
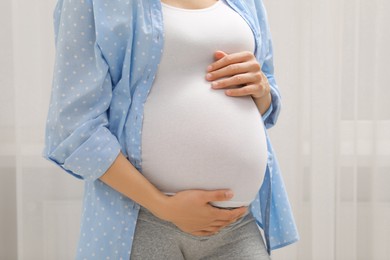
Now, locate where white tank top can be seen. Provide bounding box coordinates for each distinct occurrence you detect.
[140,0,268,208]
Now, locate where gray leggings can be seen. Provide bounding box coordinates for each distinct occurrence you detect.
[130,206,271,260]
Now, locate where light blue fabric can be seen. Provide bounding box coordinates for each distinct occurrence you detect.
[42,0,299,258]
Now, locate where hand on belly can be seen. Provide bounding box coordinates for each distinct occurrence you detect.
[152,188,249,237]
[206,50,271,105]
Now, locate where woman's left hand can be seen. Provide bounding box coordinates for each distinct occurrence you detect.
[206,50,270,100]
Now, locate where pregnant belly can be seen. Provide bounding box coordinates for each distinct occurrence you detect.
[140,78,268,208]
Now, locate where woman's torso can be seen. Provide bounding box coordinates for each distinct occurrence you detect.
[140,0,268,208]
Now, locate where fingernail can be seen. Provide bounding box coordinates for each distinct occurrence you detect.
[206,73,212,80]
[207,65,212,71]
[225,191,234,198]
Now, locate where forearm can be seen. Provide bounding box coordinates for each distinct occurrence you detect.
[252,92,272,116]
[98,151,247,234]
[99,151,167,215]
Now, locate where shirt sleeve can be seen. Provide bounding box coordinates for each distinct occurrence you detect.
[256,0,282,129]
[42,0,121,182]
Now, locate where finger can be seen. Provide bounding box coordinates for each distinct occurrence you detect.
[214,50,228,60]
[226,206,249,220]
[201,189,234,203]
[191,218,230,230]
[205,204,248,222]
[207,60,262,82]
[193,225,226,236]
[211,73,258,90]
[206,62,250,82]
[234,207,249,218]
[211,207,240,222]
[224,84,259,97]
[200,226,222,233]
[211,206,248,223]
[207,51,254,72]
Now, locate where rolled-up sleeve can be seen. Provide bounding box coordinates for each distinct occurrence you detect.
[256,0,282,129]
[42,0,121,182]
[261,44,281,129]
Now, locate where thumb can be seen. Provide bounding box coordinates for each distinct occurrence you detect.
[202,189,234,202]
[214,50,227,61]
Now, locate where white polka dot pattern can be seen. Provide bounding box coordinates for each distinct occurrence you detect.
[42,0,299,258]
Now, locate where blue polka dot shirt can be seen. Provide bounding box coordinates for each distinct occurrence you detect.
[42,0,300,258]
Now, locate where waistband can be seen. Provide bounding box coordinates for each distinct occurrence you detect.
[137,205,253,240]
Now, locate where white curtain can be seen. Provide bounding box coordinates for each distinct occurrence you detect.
[1,0,389,259]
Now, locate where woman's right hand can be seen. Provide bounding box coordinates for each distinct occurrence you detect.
[151,189,248,237]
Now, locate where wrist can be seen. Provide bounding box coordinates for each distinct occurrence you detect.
[146,192,173,220]
[252,92,272,116]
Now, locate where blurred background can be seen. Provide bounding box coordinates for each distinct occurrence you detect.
[1,0,389,259]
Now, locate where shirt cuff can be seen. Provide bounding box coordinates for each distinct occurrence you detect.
[261,102,273,122]
[45,127,121,182]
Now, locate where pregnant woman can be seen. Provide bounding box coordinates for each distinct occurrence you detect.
[43,0,299,259]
